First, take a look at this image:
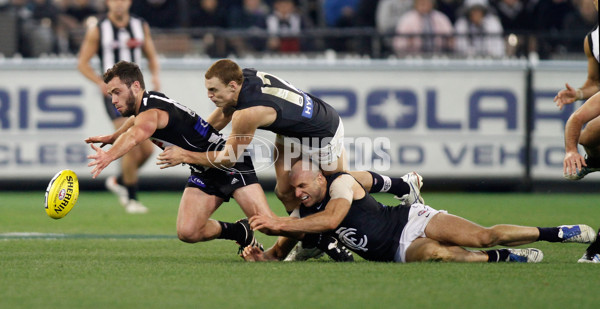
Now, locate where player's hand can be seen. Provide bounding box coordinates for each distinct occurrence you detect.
[156,145,186,169]
[563,151,587,179]
[241,246,267,262]
[554,83,577,110]
[85,135,114,148]
[87,143,113,179]
[249,215,283,235]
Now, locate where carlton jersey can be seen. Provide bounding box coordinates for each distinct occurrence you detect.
[299,173,411,262]
[97,15,146,73]
[138,91,225,172]
[587,26,599,68]
[233,68,340,140]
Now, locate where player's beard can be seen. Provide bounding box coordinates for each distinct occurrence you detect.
[120,89,137,117]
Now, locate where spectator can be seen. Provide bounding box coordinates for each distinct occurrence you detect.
[490,0,536,58]
[131,0,181,28]
[437,0,464,24]
[187,0,229,57]
[227,0,269,55]
[393,0,454,55]
[454,0,505,58]
[376,0,412,35]
[265,0,312,53]
[59,0,100,53]
[562,0,598,53]
[322,0,361,52]
[532,0,575,59]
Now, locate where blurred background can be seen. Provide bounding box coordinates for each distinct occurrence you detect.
[0,0,598,193]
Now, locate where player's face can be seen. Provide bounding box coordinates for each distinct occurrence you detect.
[106,0,131,17]
[291,173,325,207]
[205,77,236,108]
[107,77,137,117]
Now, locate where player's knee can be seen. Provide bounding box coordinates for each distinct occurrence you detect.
[476,228,501,248]
[274,184,294,202]
[422,245,452,262]
[177,226,209,243]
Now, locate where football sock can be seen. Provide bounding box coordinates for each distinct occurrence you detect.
[586,155,600,167]
[537,227,561,242]
[368,171,410,196]
[217,221,245,242]
[485,249,510,262]
[585,233,600,255]
[116,175,138,201]
[126,185,137,201]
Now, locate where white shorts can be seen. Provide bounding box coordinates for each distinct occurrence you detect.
[275,117,344,165]
[394,203,448,263]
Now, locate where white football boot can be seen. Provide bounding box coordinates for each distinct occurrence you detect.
[105,176,129,207]
[396,172,424,206]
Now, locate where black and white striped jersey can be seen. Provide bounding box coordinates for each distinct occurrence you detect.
[138,91,226,172]
[97,14,146,73]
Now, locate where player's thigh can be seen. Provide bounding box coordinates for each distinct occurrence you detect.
[580,115,600,147]
[177,187,223,231]
[424,213,488,248]
[232,183,275,217]
[321,147,348,175]
[404,237,446,262]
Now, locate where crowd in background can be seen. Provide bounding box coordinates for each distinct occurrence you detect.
[0,0,597,59]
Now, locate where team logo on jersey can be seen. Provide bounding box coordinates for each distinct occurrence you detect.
[188,175,206,188]
[335,227,368,252]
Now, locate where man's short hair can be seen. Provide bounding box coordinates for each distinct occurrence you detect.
[103,60,146,89]
[205,59,244,86]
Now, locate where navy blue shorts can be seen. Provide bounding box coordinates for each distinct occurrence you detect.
[185,155,259,202]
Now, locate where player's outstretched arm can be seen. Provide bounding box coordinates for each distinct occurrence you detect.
[87,111,159,178]
[85,116,136,147]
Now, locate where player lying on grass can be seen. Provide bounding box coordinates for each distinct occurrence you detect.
[242,159,596,263]
[85,60,272,254]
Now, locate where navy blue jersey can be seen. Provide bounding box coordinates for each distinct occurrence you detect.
[138,91,225,172]
[234,68,340,140]
[299,173,410,262]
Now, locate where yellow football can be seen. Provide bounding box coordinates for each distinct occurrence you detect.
[44,170,79,219]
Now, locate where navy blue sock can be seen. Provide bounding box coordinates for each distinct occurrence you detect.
[368,171,409,196]
[537,227,561,242]
[485,249,510,262]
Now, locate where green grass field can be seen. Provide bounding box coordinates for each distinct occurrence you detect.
[1,191,600,309]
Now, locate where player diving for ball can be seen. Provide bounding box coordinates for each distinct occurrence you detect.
[241,159,597,263]
[153,59,425,260]
[85,60,273,254]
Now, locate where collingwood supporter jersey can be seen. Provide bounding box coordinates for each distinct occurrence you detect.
[299,173,411,262]
[233,68,340,140]
[587,26,599,67]
[97,15,145,73]
[138,91,225,172]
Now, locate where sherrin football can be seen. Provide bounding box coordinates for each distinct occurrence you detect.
[44,169,79,219]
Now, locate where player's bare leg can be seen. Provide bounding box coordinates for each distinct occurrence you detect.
[176,187,223,242]
[232,183,276,218]
[405,237,489,262]
[579,116,600,158]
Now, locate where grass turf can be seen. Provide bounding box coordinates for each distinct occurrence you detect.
[1,191,599,308]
